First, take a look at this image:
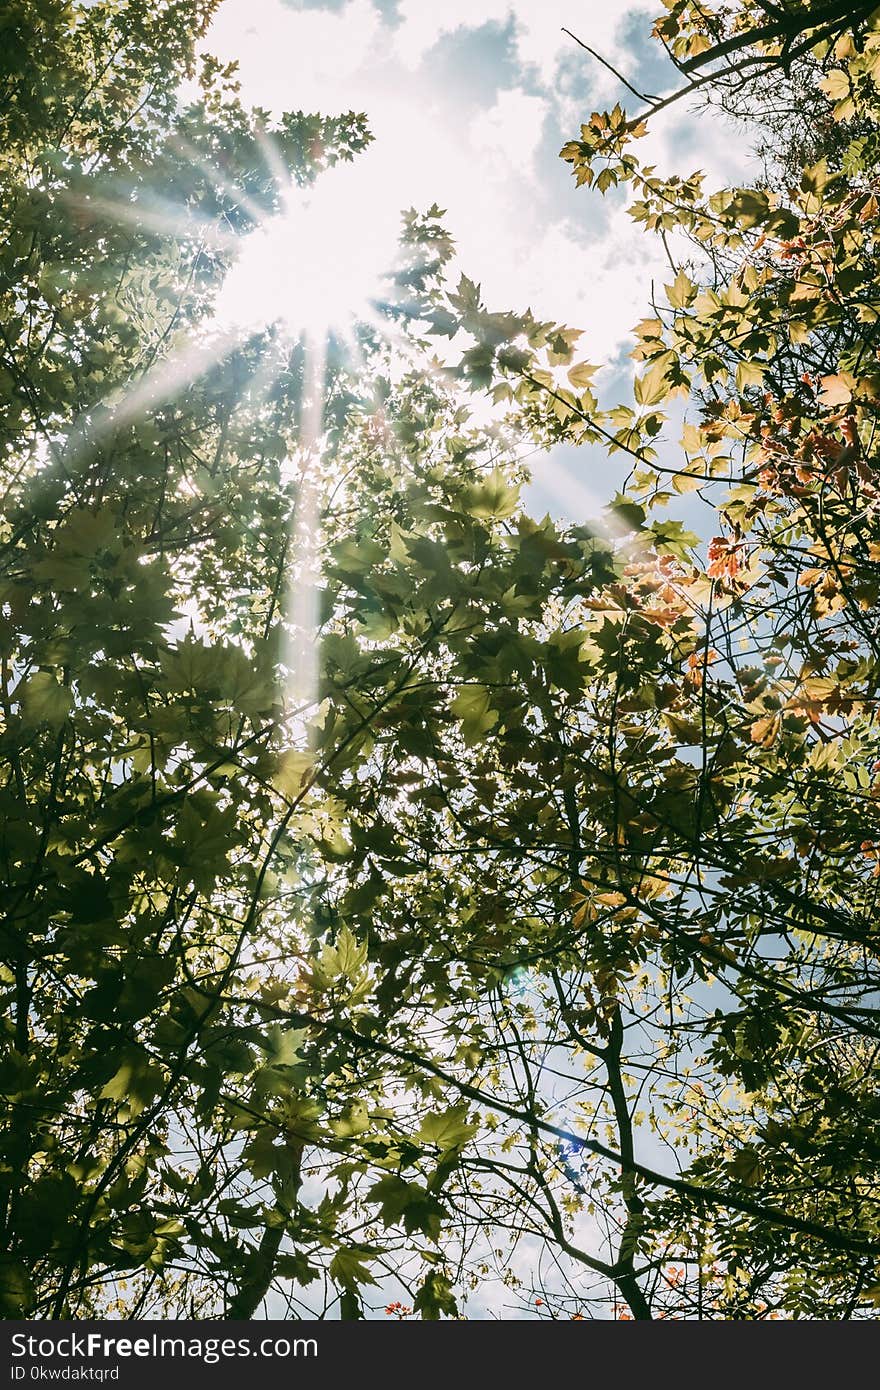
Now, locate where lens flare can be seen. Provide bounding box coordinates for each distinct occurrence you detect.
[502,964,534,998]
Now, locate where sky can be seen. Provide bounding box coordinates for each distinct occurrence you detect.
[195,0,762,531]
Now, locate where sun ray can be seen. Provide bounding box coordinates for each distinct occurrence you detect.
[61,136,405,757]
[254,127,293,203]
[63,327,240,467]
[169,132,268,226]
[282,333,327,743]
[65,189,236,251]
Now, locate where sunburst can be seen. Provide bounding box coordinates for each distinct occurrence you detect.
[214,150,400,344]
[71,138,402,737]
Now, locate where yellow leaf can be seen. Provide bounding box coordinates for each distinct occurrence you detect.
[665,269,695,309]
[797,567,824,588]
[634,353,676,407]
[736,359,765,392]
[273,749,313,797]
[798,676,838,703]
[819,373,854,406]
[567,361,598,389]
[750,713,781,747]
[819,69,850,103]
[680,422,704,453]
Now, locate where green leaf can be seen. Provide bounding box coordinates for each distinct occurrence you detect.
[329,1247,378,1291]
[0,1258,35,1316]
[449,684,499,745]
[315,925,368,985]
[329,1100,370,1137]
[418,1105,477,1153]
[607,492,646,532]
[413,1271,458,1319]
[462,468,520,520]
[723,188,771,228]
[99,1054,164,1114]
[367,1174,447,1239]
[647,519,699,560]
[19,671,72,726]
[728,1149,763,1186]
[262,1024,307,1067]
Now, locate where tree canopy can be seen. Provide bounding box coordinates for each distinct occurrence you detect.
[1,0,880,1321]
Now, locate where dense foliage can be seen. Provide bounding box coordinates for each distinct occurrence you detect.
[1,0,879,1321]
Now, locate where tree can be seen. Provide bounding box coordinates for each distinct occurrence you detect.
[3,0,880,1324]
[0,0,393,1317]
[541,2,880,1317]
[566,2,879,137]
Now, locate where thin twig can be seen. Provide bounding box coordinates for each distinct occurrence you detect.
[562,28,657,104]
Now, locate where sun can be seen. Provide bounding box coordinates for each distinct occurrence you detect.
[212,155,401,343]
[66,143,406,737]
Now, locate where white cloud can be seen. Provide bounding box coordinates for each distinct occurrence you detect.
[203,0,385,113]
[392,0,509,70]
[193,0,763,364]
[393,0,657,86]
[471,88,549,171]
[460,203,670,362]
